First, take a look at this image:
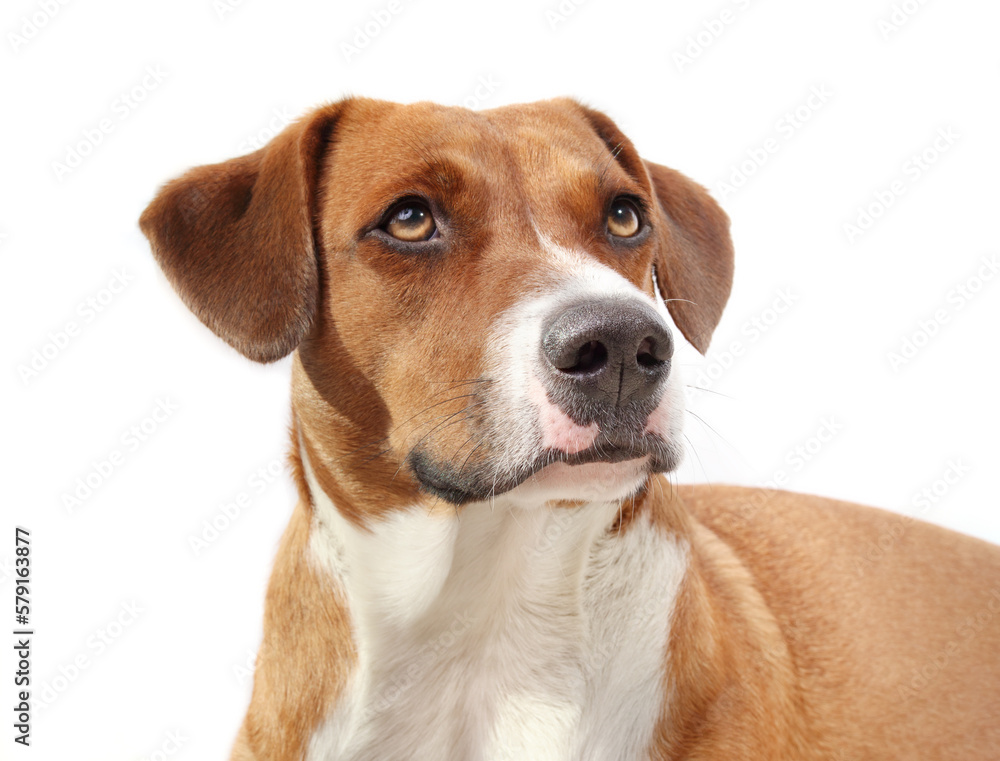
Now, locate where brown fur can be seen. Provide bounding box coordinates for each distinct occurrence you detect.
[139,104,342,363]
[141,97,1000,760]
[671,484,1000,760]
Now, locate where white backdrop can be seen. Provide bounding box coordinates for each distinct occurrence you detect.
[3,0,999,758]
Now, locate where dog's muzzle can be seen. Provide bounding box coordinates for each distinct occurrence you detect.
[407,296,680,505]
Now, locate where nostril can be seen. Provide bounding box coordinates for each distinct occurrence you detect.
[636,336,669,369]
[563,340,608,375]
[542,300,673,387]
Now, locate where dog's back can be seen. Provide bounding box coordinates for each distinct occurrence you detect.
[684,484,1000,759]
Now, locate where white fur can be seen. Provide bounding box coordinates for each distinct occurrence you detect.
[303,449,688,761]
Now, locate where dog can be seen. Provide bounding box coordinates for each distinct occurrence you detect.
[140,97,1000,760]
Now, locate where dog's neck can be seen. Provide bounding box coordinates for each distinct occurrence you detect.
[298,439,697,758]
[304,452,686,632]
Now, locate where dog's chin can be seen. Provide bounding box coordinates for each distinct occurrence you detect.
[505,457,653,505]
[409,436,680,507]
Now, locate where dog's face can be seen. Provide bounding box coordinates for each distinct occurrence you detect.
[141,97,732,518]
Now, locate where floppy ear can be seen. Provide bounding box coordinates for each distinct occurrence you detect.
[139,103,343,363]
[571,102,734,354]
[643,160,734,354]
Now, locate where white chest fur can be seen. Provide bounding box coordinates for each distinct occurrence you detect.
[303,461,688,761]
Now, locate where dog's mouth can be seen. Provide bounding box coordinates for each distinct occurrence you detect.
[409,432,679,506]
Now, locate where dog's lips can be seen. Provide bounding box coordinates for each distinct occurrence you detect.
[549,435,668,466]
[409,432,678,506]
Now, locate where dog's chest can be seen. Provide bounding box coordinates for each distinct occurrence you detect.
[303,494,688,761]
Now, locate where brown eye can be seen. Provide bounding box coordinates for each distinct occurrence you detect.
[607,197,641,238]
[383,200,437,242]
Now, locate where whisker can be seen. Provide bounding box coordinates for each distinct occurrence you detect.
[685,384,733,399]
[685,408,753,473]
[343,392,483,458]
[596,141,624,188]
[449,432,480,462]
[426,377,495,387]
[392,401,486,482]
[682,431,709,482]
[685,409,736,454]
[356,445,395,469]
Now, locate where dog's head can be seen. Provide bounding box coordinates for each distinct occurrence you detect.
[141,98,732,519]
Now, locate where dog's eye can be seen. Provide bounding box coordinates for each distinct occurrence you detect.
[383,201,437,242]
[607,197,641,238]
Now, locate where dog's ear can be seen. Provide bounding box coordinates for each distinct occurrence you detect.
[642,161,734,354]
[573,103,734,354]
[139,102,344,363]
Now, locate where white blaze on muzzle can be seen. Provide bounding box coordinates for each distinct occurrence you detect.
[480,241,686,505]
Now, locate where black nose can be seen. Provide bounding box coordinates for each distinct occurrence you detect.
[541,299,673,407]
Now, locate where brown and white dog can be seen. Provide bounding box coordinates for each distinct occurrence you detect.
[141,98,1000,760]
